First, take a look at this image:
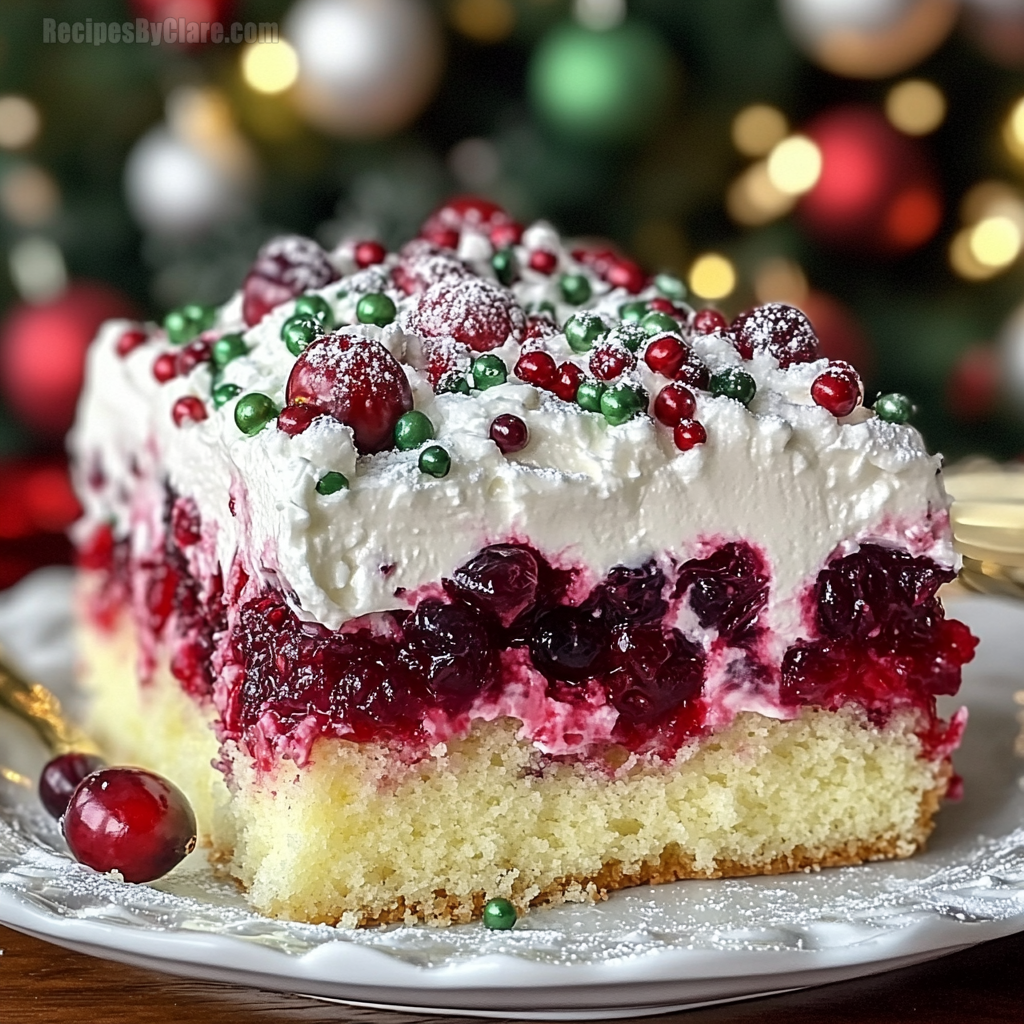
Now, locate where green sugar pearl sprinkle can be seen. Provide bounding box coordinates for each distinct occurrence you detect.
[356,292,397,327]
[394,410,435,451]
[164,303,215,345]
[609,321,647,353]
[212,382,242,409]
[559,273,592,305]
[211,333,247,370]
[294,294,335,329]
[281,314,324,357]
[619,300,648,324]
[419,445,451,478]
[234,392,278,435]
[472,354,508,390]
[315,471,349,495]
[564,312,608,353]
[655,273,686,300]
[492,249,516,287]
[640,310,680,336]
[576,379,606,412]
[600,383,646,425]
[436,372,471,395]
[482,898,517,931]
[710,367,757,406]
[874,392,914,424]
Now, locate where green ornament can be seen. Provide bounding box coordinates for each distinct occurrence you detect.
[294,294,335,329]
[394,410,435,451]
[281,314,323,357]
[640,310,679,336]
[655,273,686,300]
[419,445,451,478]
[600,383,646,425]
[212,333,247,370]
[609,322,647,353]
[436,372,471,395]
[874,393,914,424]
[234,392,278,436]
[315,471,349,495]
[710,368,757,406]
[528,23,673,144]
[473,354,508,390]
[564,312,608,353]
[356,292,397,327]
[212,382,242,409]
[576,379,606,412]
[560,273,592,305]
[619,300,648,323]
[482,897,517,931]
[492,249,517,287]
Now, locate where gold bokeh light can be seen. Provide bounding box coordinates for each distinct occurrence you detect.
[766,135,822,196]
[242,40,300,95]
[970,215,1022,269]
[731,104,788,158]
[689,253,736,300]
[885,79,946,136]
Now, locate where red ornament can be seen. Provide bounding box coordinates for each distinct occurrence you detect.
[277,404,321,436]
[590,345,635,381]
[644,336,686,377]
[515,350,557,388]
[128,1,234,35]
[116,327,148,358]
[811,365,861,418]
[153,352,178,383]
[286,336,413,454]
[692,309,728,335]
[673,419,707,451]
[172,396,207,426]
[654,383,696,427]
[552,361,585,402]
[528,250,558,275]
[354,240,387,269]
[799,106,942,255]
[0,282,137,437]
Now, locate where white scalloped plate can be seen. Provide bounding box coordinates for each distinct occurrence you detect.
[1,569,1023,1020]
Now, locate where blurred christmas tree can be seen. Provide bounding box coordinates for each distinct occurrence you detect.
[5,0,1024,580]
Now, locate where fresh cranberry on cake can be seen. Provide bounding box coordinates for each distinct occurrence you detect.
[69,198,975,927]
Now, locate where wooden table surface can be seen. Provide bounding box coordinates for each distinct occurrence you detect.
[1,924,1021,1023]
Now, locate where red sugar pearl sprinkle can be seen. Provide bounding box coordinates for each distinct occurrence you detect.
[644,335,686,377]
[176,338,212,376]
[647,297,678,315]
[552,361,585,402]
[172,396,207,427]
[153,352,178,383]
[692,309,728,334]
[673,419,707,451]
[116,328,148,358]
[515,350,557,388]
[654,383,697,427]
[605,259,645,294]
[528,249,558,275]
[811,366,861,418]
[277,404,320,436]
[354,240,387,268]
[489,413,529,454]
[490,222,524,249]
[590,345,635,382]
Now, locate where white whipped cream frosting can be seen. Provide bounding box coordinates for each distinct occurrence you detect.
[69,224,953,663]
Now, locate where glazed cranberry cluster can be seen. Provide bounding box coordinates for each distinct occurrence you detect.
[781,544,977,719]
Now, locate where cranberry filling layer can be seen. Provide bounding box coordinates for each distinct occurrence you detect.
[79,513,976,763]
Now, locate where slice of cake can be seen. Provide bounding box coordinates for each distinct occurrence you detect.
[69,197,976,926]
